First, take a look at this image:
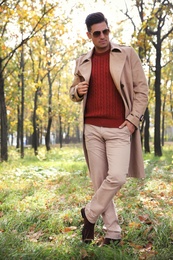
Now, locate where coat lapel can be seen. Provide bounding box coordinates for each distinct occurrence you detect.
[78,49,93,83]
[78,60,92,83]
[109,50,126,93]
[78,50,92,110]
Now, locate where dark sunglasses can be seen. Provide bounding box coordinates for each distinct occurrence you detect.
[90,28,110,38]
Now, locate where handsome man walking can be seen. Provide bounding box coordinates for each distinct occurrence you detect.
[70,12,148,246]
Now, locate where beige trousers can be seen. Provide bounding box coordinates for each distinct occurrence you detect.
[84,124,131,240]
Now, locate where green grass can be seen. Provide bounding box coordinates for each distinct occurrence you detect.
[0,145,173,260]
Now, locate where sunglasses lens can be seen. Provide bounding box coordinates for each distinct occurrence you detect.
[103,29,109,35]
[92,29,109,38]
[93,31,101,37]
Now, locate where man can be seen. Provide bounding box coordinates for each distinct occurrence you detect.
[69,12,148,246]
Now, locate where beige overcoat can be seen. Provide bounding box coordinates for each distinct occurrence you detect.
[70,42,148,178]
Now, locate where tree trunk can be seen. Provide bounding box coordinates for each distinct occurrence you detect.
[161,94,166,146]
[32,90,39,155]
[20,43,25,158]
[59,115,63,148]
[65,125,70,144]
[144,107,150,153]
[16,104,21,149]
[154,31,162,156]
[45,116,52,151]
[39,121,43,145]
[45,70,52,151]
[170,88,173,120]
[0,58,8,161]
[76,125,80,143]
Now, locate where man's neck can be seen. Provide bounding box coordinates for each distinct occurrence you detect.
[94,44,110,54]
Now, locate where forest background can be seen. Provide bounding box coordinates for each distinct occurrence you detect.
[0,1,173,259]
[0,0,173,161]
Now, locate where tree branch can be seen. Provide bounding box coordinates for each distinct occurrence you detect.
[161,59,172,68]
[0,0,21,37]
[1,4,57,73]
[161,26,173,42]
[0,0,7,6]
[121,1,136,32]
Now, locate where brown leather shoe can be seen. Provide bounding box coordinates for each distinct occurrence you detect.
[81,208,95,243]
[102,238,121,246]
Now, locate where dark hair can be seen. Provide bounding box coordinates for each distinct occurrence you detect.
[85,12,108,32]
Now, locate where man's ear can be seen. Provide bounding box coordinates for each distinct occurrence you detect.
[86,32,92,39]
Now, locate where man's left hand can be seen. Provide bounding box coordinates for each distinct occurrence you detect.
[119,120,136,134]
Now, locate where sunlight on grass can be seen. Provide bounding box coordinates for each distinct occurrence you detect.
[0,145,173,259]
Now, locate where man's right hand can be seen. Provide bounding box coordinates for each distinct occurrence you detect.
[77,81,89,97]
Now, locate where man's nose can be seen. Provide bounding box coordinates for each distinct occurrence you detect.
[100,32,105,38]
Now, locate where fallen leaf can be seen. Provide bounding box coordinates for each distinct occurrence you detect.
[138,214,149,222]
[143,226,153,236]
[29,224,37,232]
[63,226,77,232]
[160,192,165,197]
[26,230,44,242]
[129,222,141,229]
[145,242,153,250]
[129,242,143,249]
[138,214,152,225]
[139,250,158,259]
[159,183,167,189]
[29,238,38,243]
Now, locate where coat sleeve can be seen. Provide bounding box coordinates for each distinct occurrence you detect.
[69,58,84,103]
[126,47,148,128]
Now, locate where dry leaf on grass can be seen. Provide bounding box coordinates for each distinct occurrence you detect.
[129,242,143,249]
[129,222,141,229]
[63,226,77,232]
[138,214,152,225]
[26,230,44,242]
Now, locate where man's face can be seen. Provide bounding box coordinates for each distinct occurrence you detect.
[87,21,110,53]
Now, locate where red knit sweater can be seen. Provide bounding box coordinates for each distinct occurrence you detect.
[84,49,125,128]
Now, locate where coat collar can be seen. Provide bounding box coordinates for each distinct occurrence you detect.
[79,41,123,64]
